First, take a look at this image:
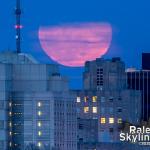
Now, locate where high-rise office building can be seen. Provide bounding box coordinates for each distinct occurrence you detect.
[142,53,150,70]
[127,69,150,121]
[127,53,150,121]
[76,58,141,147]
[0,51,77,150]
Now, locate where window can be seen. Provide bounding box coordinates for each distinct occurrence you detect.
[97,68,104,86]
[92,107,97,113]
[84,96,88,102]
[9,142,12,147]
[109,128,114,133]
[37,121,42,127]
[9,122,12,127]
[79,124,83,129]
[92,96,97,102]
[37,102,42,107]
[37,142,42,147]
[109,97,113,102]
[9,112,12,116]
[9,102,12,107]
[118,97,122,101]
[117,108,122,113]
[77,97,81,103]
[38,131,42,136]
[101,117,106,124]
[79,138,83,142]
[9,132,12,136]
[118,118,122,124]
[84,107,89,113]
[38,111,42,116]
[109,118,114,124]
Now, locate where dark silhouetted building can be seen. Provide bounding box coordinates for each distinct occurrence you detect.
[127,53,150,121]
[142,53,150,70]
[127,69,150,121]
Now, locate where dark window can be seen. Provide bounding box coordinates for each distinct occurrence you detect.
[79,138,83,142]
[117,108,122,112]
[109,128,114,133]
[78,124,83,129]
[109,98,113,102]
[118,97,122,101]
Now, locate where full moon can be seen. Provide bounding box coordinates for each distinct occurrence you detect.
[39,23,112,67]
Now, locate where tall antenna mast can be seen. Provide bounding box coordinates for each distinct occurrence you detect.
[15,0,22,53]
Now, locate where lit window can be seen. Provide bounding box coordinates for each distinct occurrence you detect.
[118,118,122,124]
[84,96,88,102]
[109,118,114,124]
[9,132,12,136]
[37,142,42,147]
[9,142,12,147]
[101,117,106,124]
[77,97,81,103]
[37,102,42,107]
[38,121,42,127]
[38,111,42,116]
[93,107,97,113]
[9,122,12,127]
[38,131,42,136]
[9,102,12,107]
[9,112,12,116]
[92,96,97,102]
[84,107,89,113]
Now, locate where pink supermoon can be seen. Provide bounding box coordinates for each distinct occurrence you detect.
[39,23,112,67]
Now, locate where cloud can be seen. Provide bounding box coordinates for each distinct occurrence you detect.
[39,23,112,67]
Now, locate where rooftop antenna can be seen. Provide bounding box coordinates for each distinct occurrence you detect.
[15,0,22,53]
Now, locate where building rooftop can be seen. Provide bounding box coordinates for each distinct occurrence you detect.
[0,51,39,64]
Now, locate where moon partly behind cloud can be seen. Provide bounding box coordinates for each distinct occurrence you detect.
[39,23,112,67]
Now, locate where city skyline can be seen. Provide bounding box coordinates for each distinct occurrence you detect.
[0,0,150,89]
[0,1,150,150]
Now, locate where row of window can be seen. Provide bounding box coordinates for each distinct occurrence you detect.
[37,102,42,145]
[77,96,122,103]
[83,107,122,114]
[97,68,104,86]
[84,107,97,113]
[77,96,97,103]
[100,118,122,124]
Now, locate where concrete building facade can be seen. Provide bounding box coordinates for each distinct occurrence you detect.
[0,51,77,150]
[77,57,142,145]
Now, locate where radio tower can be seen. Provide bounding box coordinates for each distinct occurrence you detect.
[15,0,22,53]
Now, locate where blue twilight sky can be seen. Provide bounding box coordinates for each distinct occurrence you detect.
[0,0,150,89]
